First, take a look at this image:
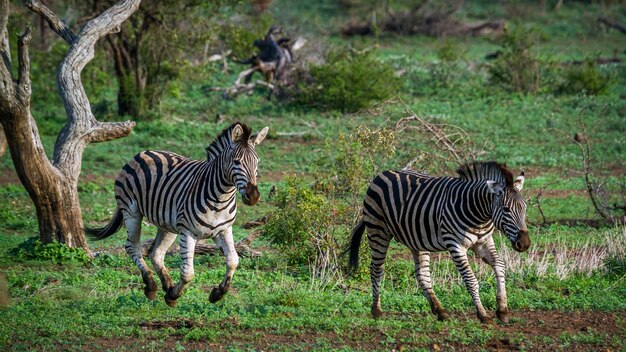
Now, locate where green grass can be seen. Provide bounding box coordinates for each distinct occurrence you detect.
[1,1,626,350]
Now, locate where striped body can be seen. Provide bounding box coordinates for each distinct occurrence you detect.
[364,170,497,253]
[89,122,269,306]
[350,162,529,323]
[115,150,238,238]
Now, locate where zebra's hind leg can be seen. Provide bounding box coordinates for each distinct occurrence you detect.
[164,231,197,307]
[209,227,239,303]
[473,237,509,323]
[411,250,449,321]
[123,211,157,300]
[149,229,177,301]
[367,227,392,319]
[449,244,491,323]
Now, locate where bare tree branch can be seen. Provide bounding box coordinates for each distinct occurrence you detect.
[24,0,78,44]
[46,0,140,176]
[0,0,11,72]
[598,17,626,35]
[573,115,615,223]
[16,28,32,97]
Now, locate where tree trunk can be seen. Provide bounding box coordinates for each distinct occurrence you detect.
[0,0,140,250]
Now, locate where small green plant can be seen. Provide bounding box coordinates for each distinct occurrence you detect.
[556,60,613,96]
[288,49,401,112]
[486,26,546,93]
[314,126,396,200]
[262,176,340,266]
[10,237,90,263]
[604,254,626,277]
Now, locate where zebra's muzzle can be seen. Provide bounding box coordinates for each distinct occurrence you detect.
[513,230,531,252]
[242,182,260,206]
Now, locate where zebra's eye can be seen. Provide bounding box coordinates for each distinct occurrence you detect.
[502,206,511,212]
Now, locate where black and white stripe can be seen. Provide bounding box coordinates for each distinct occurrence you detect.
[349,161,529,323]
[88,122,268,306]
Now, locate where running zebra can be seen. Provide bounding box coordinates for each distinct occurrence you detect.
[348,161,530,323]
[88,122,269,307]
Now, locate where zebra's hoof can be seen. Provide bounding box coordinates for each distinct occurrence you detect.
[209,287,225,303]
[371,307,384,319]
[164,295,177,308]
[144,288,157,301]
[437,311,449,321]
[496,310,509,324]
[479,315,493,324]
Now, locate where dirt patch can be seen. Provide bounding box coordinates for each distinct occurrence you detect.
[70,310,625,351]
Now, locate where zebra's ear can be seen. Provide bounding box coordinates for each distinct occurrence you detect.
[231,124,245,143]
[513,170,525,192]
[252,127,269,145]
[486,180,505,197]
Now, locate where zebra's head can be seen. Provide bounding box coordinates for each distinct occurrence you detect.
[487,171,530,252]
[229,124,269,206]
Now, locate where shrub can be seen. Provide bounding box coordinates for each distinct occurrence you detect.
[10,237,90,264]
[288,49,401,112]
[314,126,396,205]
[486,26,546,93]
[556,60,613,96]
[262,176,341,266]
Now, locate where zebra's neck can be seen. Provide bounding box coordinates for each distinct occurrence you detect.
[446,181,494,228]
[198,154,238,204]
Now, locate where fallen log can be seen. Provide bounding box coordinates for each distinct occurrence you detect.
[141,230,262,258]
[598,17,626,35]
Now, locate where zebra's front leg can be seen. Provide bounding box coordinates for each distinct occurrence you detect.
[209,227,239,303]
[164,232,197,307]
[449,245,491,323]
[368,229,391,318]
[149,229,177,298]
[411,250,449,321]
[473,237,509,323]
[123,211,157,300]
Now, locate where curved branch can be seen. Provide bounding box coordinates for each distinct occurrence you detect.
[24,0,142,177]
[24,0,78,45]
[17,28,32,97]
[86,121,136,144]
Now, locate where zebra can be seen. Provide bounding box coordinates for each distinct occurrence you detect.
[87,122,268,307]
[348,161,530,323]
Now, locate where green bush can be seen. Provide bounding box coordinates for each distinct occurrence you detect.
[314,126,396,201]
[262,176,341,265]
[486,26,547,93]
[10,237,90,264]
[556,60,613,96]
[289,50,401,112]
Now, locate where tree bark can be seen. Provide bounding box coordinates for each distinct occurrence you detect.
[0,0,139,250]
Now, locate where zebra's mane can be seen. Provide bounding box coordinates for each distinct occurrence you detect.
[456,161,514,187]
[205,122,252,161]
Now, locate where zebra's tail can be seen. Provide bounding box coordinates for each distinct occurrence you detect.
[348,220,366,274]
[85,209,124,240]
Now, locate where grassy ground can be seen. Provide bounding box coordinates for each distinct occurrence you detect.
[1,1,626,351]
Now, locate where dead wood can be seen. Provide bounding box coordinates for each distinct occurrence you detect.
[341,4,504,38]
[129,231,263,258]
[598,17,626,35]
[212,26,302,100]
[242,215,270,229]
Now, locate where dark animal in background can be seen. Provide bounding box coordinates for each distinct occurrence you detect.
[238,26,293,85]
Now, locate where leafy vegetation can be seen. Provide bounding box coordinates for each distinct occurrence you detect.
[287,50,402,112]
